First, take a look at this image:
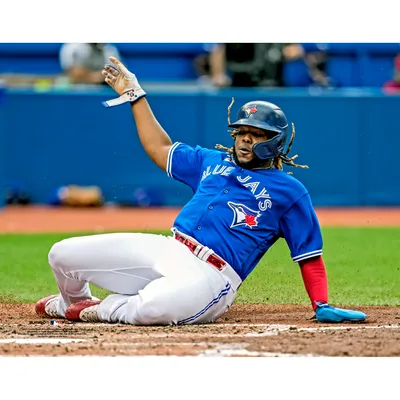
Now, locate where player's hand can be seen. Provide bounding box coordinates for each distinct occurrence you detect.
[101,57,146,108]
[315,302,367,323]
[102,56,140,96]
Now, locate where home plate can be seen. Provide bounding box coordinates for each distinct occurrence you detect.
[0,338,87,344]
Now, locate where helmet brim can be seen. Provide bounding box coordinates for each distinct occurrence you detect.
[229,119,287,133]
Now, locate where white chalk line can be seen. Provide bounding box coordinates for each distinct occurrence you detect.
[1,322,399,333]
[0,338,300,357]
[89,331,280,339]
[0,323,398,346]
[280,324,400,332]
[102,341,217,347]
[2,322,398,356]
[68,322,400,337]
[61,322,400,331]
[3,339,86,345]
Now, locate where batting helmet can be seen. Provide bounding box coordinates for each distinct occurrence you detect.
[228,100,290,160]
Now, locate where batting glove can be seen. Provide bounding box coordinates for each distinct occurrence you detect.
[315,302,367,323]
[101,56,146,108]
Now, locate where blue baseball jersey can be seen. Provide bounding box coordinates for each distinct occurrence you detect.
[167,142,323,281]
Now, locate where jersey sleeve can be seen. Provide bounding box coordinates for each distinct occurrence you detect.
[166,142,210,191]
[279,193,323,262]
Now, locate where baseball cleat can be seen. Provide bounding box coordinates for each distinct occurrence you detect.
[315,302,367,323]
[65,299,102,322]
[35,294,63,318]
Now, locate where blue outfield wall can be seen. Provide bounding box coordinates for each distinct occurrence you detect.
[2,87,400,206]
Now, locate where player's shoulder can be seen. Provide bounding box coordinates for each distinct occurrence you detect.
[279,170,307,187]
[176,142,228,161]
[267,169,309,196]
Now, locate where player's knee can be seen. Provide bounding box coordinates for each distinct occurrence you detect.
[48,239,71,270]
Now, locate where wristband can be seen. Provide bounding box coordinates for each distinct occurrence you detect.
[102,88,146,108]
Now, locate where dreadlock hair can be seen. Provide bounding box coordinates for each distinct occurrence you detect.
[215,97,309,174]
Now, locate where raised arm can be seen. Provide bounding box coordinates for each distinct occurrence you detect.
[128,98,172,170]
[102,56,172,171]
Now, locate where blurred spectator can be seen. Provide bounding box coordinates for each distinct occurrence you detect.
[220,43,303,87]
[383,54,400,93]
[193,44,231,86]
[59,43,121,84]
[195,43,333,88]
[302,44,333,87]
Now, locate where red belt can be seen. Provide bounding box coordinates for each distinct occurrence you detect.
[174,233,226,271]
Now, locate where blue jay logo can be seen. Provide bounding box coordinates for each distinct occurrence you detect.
[244,105,258,118]
[228,202,261,229]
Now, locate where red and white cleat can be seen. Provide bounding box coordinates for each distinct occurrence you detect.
[35,295,63,318]
[65,299,102,322]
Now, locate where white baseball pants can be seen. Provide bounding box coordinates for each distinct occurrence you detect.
[48,232,239,325]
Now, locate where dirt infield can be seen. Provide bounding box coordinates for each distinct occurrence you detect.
[0,206,399,357]
[0,304,399,357]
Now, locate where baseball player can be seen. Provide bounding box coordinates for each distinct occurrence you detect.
[35,56,367,325]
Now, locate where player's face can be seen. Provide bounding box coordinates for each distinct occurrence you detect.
[233,126,271,165]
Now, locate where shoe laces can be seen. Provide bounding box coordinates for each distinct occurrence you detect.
[80,305,100,322]
[45,297,61,318]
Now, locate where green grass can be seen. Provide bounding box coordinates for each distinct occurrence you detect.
[0,228,399,306]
